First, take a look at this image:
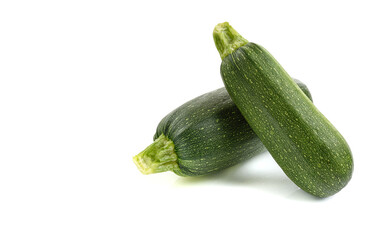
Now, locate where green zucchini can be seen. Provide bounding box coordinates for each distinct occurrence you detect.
[133,79,312,177]
[213,22,353,197]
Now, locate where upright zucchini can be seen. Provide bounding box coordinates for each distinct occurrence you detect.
[213,22,353,197]
[133,80,312,176]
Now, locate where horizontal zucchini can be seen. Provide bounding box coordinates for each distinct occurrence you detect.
[213,22,353,197]
[133,79,312,177]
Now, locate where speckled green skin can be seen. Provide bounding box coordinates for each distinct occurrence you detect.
[153,80,312,177]
[220,43,353,197]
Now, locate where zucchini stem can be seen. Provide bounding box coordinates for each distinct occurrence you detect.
[213,22,249,60]
[133,134,179,174]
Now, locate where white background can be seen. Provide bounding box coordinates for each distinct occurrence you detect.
[1,0,367,239]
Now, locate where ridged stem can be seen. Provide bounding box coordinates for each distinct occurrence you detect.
[133,134,179,174]
[213,22,249,60]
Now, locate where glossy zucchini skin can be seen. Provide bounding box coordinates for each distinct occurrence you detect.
[214,22,353,197]
[134,79,312,177]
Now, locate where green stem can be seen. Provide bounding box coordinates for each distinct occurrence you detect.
[133,134,179,174]
[213,22,249,60]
